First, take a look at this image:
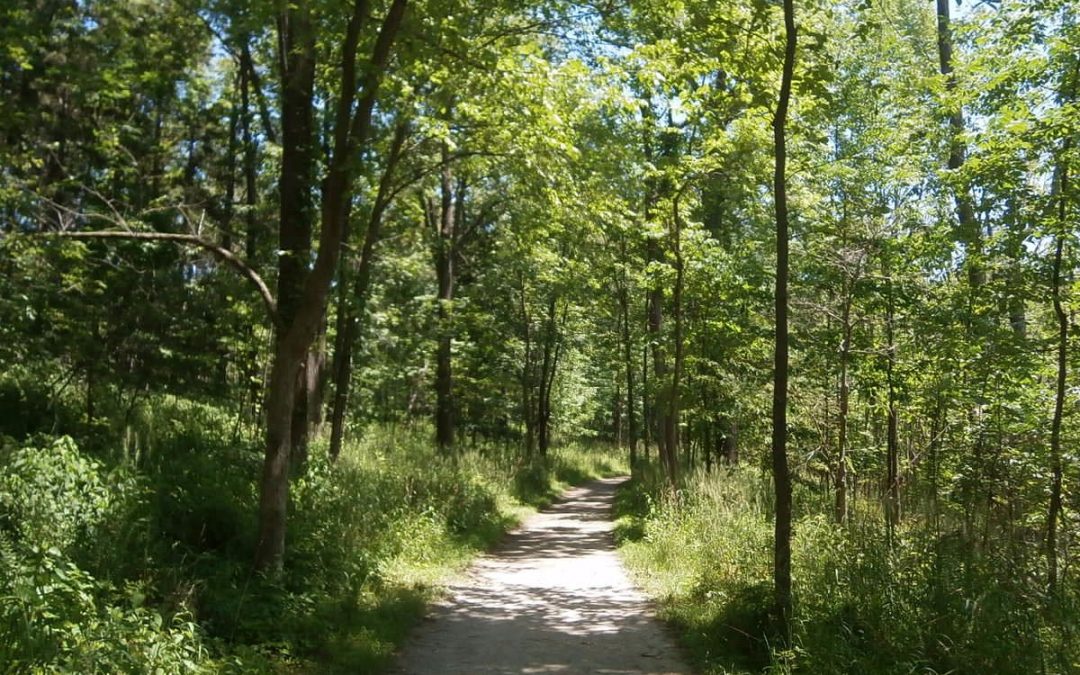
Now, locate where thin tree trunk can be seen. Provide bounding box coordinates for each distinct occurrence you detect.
[641,340,650,461]
[725,420,739,465]
[647,243,670,476]
[239,41,265,420]
[619,238,637,469]
[519,273,537,456]
[328,122,408,461]
[704,415,713,473]
[617,382,626,444]
[538,296,559,456]
[936,0,982,291]
[434,143,456,453]
[1046,151,1070,594]
[885,254,901,530]
[771,0,796,625]
[665,195,686,484]
[836,293,851,524]
[222,72,239,252]
[240,41,260,261]
[622,287,637,466]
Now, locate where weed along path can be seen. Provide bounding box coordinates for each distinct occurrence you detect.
[394,477,689,674]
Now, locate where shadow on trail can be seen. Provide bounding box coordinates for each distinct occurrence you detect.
[395,477,688,675]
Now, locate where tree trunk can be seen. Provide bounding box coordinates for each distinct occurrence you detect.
[613,383,622,446]
[771,0,796,625]
[704,418,713,473]
[936,0,982,291]
[537,296,560,456]
[619,254,638,468]
[239,42,264,419]
[725,420,738,465]
[665,195,686,484]
[647,242,670,477]
[274,5,317,470]
[885,254,901,530]
[519,274,537,456]
[433,144,456,453]
[641,335,650,460]
[222,71,239,252]
[254,0,408,572]
[836,294,851,524]
[1046,151,1070,594]
[328,122,409,461]
[240,41,260,261]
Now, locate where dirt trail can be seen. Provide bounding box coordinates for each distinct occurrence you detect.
[394,477,689,674]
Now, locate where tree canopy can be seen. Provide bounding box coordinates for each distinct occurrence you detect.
[2,0,1079,671]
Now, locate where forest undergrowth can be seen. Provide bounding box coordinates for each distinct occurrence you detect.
[616,463,1080,675]
[0,372,626,673]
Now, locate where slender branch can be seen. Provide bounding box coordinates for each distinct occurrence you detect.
[44,231,282,331]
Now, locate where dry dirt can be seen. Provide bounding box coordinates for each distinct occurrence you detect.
[394,476,690,674]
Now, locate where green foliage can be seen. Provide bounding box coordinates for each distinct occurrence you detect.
[2,0,1079,672]
[0,437,210,673]
[619,467,1080,674]
[0,379,624,672]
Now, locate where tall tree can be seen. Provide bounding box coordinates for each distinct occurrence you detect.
[771,0,796,624]
[254,0,409,571]
[935,0,981,291]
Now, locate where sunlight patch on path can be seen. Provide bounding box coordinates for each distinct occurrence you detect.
[394,477,689,675]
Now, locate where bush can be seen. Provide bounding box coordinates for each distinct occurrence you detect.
[617,466,1080,675]
[0,386,628,673]
[0,438,210,673]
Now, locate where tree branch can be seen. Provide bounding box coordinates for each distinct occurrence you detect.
[45,231,282,331]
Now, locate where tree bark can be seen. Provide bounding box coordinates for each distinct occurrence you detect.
[1046,150,1070,594]
[327,122,409,462]
[273,3,318,469]
[771,0,796,625]
[254,0,408,572]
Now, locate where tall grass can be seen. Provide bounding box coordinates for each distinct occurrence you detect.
[0,386,627,673]
[616,464,1080,675]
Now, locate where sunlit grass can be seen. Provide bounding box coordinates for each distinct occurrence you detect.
[615,463,1080,675]
[0,387,629,674]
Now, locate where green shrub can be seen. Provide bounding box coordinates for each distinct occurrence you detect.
[0,438,210,673]
[618,466,1080,675]
[0,381,628,673]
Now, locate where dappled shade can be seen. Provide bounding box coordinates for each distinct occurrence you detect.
[396,479,687,675]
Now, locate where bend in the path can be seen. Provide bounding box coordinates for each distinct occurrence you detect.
[395,476,689,675]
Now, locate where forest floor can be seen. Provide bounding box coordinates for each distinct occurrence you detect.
[393,477,689,674]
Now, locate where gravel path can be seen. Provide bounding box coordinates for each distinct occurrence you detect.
[394,477,690,674]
